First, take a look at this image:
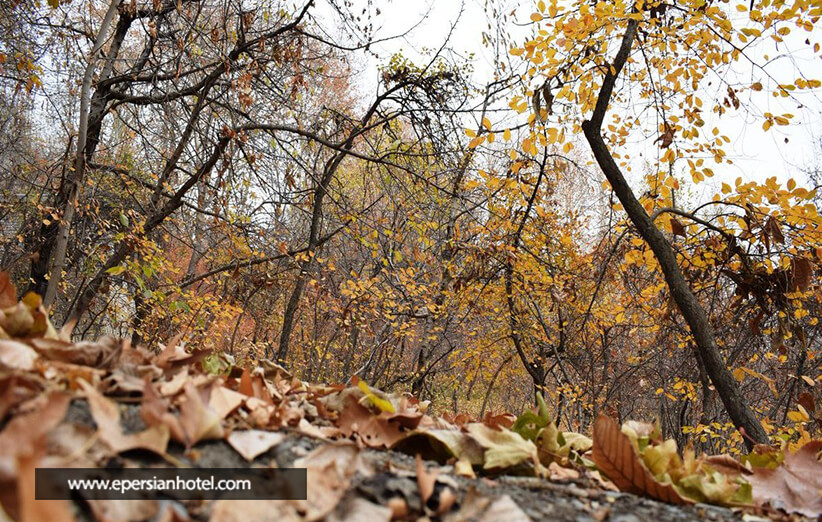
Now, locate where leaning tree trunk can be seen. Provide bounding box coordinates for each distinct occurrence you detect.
[580,18,768,448]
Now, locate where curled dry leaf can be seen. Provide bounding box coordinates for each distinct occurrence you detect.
[141,380,185,443]
[392,428,484,466]
[591,414,690,505]
[0,391,69,458]
[294,443,367,521]
[338,394,405,448]
[177,382,224,447]
[81,380,169,455]
[29,336,122,368]
[0,373,43,420]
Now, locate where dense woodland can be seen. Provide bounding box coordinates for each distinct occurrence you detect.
[1,0,821,457]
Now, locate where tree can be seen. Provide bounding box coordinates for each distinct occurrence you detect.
[508,0,822,446]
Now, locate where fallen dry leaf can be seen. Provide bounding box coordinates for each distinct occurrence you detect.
[141,380,185,443]
[29,336,121,368]
[338,395,406,448]
[466,423,538,471]
[0,340,39,371]
[0,391,69,459]
[81,380,169,455]
[294,443,363,521]
[416,453,437,504]
[178,381,224,447]
[748,440,822,517]
[591,414,690,505]
[226,430,285,461]
[0,373,43,420]
[209,499,301,522]
[15,452,75,522]
[210,385,246,419]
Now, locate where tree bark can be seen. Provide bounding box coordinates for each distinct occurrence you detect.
[42,0,121,308]
[580,18,768,447]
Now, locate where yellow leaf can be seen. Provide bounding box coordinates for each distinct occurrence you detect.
[503,128,512,141]
[482,116,492,130]
[465,128,477,137]
[357,380,395,413]
[801,375,815,386]
[538,0,546,12]
[530,13,543,22]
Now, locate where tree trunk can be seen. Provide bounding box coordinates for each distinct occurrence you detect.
[580,18,767,448]
[42,0,121,308]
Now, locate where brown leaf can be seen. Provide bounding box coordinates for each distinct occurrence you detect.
[141,380,185,443]
[797,392,815,415]
[29,336,121,368]
[209,385,246,419]
[81,380,169,455]
[591,414,690,504]
[0,340,39,370]
[0,272,16,309]
[654,126,675,148]
[0,391,69,458]
[294,443,367,521]
[416,453,437,504]
[669,217,686,238]
[765,216,785,244]
[790,257,814,292]
[15,453,75,522]
[748,440,822,517]
[338,396,405,448]
[0,373,43,420]
[226,430,285,461]
[178,382,224,447]
[0,303,34,337]
[210,500,301,522]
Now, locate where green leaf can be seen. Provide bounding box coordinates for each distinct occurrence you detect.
[512,411,549,441]
[105,265,127,276]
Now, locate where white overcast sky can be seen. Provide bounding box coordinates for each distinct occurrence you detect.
[325,0,822,192]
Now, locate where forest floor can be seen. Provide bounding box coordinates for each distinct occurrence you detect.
[55,399,742,522]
